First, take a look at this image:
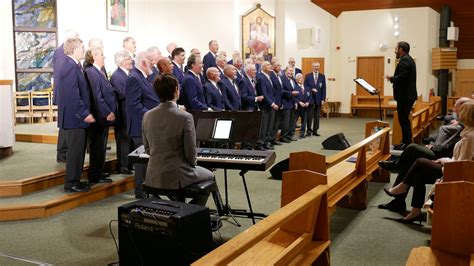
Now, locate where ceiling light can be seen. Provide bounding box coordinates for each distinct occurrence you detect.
[394,31,400,37]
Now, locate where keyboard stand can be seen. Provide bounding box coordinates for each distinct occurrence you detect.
[224,169,267,224]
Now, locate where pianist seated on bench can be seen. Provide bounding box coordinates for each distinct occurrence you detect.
[142,73,223,207]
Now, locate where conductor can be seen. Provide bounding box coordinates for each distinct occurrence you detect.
[386,41,417,150]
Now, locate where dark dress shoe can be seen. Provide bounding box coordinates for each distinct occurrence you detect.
[264,144,274,150]
[135,193,147,199]
[280,138,291,143]
[56,158,66,163]
[378,200,406,213]
[271,141,282,145]
[314,132,320,136]
[101,172,111,178]
[299,134,306,138]
[254,146,266,151]
[120,169,133,175]
[306,132,312,137]
[90,178,113,184]
[378,160,397,171]
[289,136,298,141]
[65,185,90,193]
[396,213,424,225]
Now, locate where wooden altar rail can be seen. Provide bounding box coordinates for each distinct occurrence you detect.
[407,161,474,266]
[193,122,391,265]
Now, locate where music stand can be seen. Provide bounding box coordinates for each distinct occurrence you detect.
[354,78,383,121]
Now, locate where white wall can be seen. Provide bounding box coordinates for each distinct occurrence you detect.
[334,7,440,113]
[0,1,452,115]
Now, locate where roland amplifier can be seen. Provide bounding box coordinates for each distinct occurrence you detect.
[118,198,213,265]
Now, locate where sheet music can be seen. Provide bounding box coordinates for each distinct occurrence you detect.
[354,78,377,95]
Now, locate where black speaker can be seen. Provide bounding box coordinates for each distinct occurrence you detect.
[118,199,214,265]
[269,158,289,180]
[322,133,351,150]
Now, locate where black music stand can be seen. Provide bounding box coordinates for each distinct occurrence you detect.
[193,111,266,225]
[354,78,384,121]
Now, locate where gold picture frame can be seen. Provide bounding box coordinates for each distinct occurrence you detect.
[106,0,128,32]
[242,3,275,60]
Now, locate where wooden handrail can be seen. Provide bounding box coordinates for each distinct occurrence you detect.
[326,127,390,167]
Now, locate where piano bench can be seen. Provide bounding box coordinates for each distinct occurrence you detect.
[143,180,217,202]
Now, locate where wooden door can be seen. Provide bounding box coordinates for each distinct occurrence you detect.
[356,56,384,96]
[302,58,324,76]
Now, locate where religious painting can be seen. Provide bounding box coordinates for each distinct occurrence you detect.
[15,31,56,69]
[106,0,128,32]
[13,0,56,28]
[242,3,275,60]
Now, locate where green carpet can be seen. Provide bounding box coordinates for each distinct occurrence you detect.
[0,117,431,265]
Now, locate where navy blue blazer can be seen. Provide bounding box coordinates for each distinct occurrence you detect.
[235,69,243,84]
[203,51,217,75]
[239,75,258,111]
[203,81,224,111]
[52,44,65,105]
[219,78,241,111]
[295,83,309,105]
[304,72,326,105]
[172,62,185,85]
[84,66,117,126]
[181,72,208,111]
[281,75,298,110]
[269,71,283,107]
[125,68,160,138]
[256,73,275,111]
[148,66,160,84]
[110,67,128,129]
[57,56,91,129]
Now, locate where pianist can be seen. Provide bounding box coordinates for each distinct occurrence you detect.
[142,73,222,206]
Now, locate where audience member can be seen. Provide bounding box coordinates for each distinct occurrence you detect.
[384,101,474,223]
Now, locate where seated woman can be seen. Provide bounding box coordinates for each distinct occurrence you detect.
[384,101,474,223]
[142,73,223,210]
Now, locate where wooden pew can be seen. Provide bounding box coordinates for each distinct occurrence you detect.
[193,170,331,265]
[193,122,391,265]
[428,95,442,128]
[407,160,474,266]
[392,101,430,145]
[289,121,391,211]
[350,94,397,119]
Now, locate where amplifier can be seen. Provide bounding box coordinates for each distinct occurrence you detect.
[118,198,214,265]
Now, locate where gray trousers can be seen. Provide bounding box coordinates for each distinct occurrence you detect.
[64,128,87,188]
[56,128,67,161]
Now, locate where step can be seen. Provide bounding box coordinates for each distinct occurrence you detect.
[0,174,135,222]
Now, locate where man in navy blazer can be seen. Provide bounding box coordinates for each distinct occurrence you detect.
[203,67,225,111]
[240,64,263,111]
[125,52,160,199]
[84,47,116,184]
[146,46,162,84]
[288,57,302,78]
[304,62,326,136]
[280,66,299,142]
[181,54,210,111]
[110,50,133,175]
[57,38,95,193]
[219,65,241,111]
[256,61,279,150]
[203,40,219,76]
[270,59,284,145]
[171,47,186,85]
[53,31,79,163]
[233,56,244,83]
